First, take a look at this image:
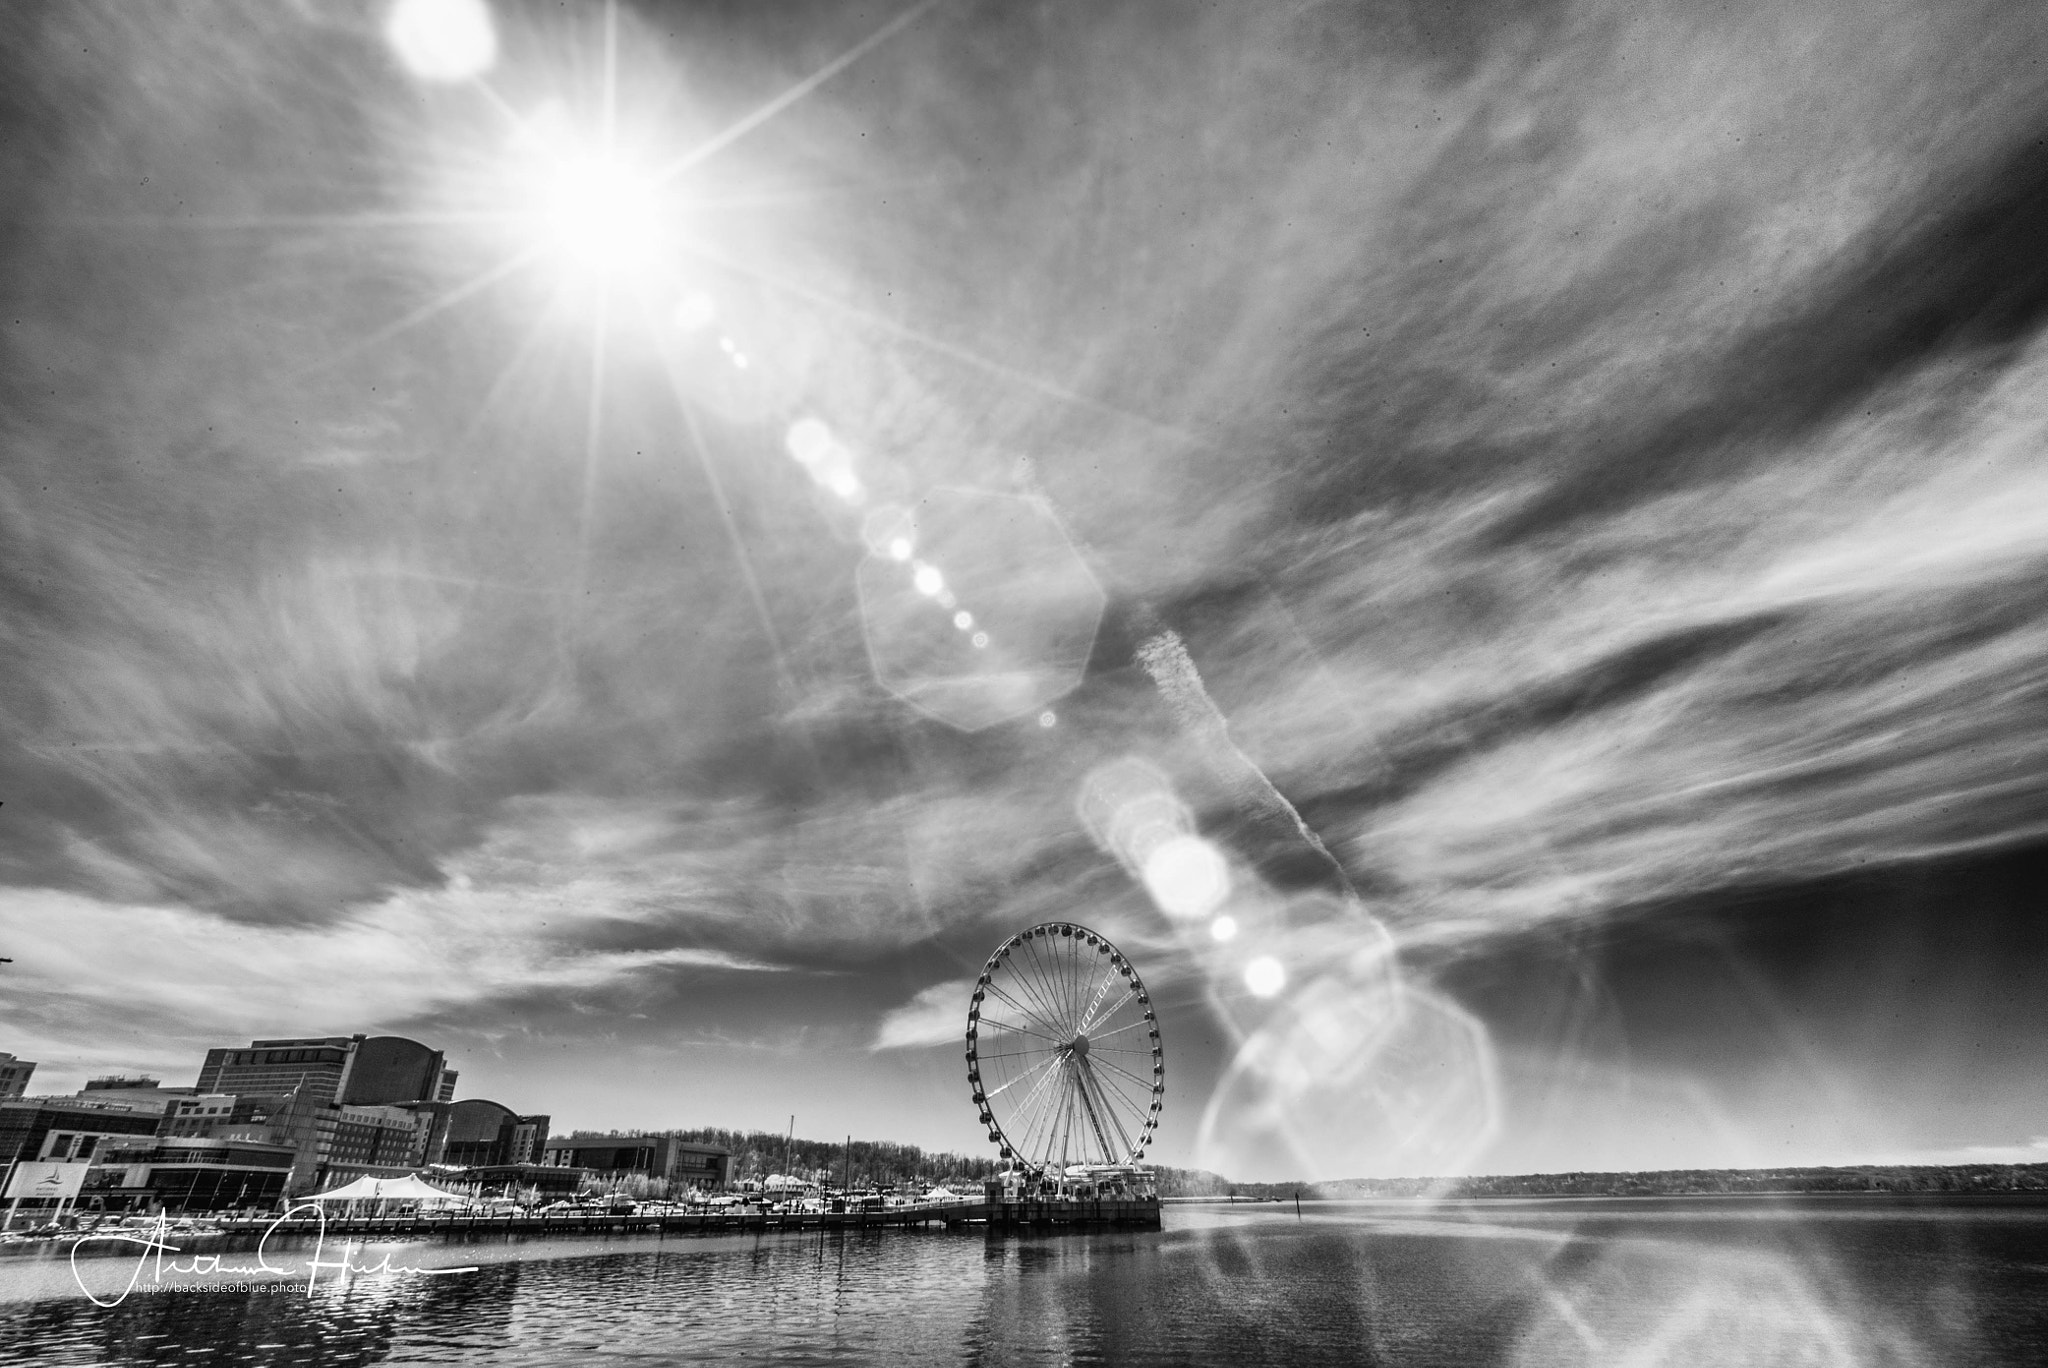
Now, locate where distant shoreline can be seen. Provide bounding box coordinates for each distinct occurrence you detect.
[1155,1161,2048,1201]
[1166,1189,2048,1203]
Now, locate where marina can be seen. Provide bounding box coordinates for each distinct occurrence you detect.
[6,1194,1163,1260]
[223,1196,1163,1239]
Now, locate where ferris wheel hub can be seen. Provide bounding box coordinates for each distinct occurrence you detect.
[1070,1034,1091,1058]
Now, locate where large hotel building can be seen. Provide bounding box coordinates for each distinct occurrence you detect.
[195,1035,458,1107]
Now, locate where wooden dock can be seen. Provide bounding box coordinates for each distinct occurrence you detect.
[210,1197,1161,1240]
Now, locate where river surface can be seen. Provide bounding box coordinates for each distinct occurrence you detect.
[0,1197,2044,1366]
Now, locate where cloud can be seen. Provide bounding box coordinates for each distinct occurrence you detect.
[0,841,789,1074]
[872,979,975,1051]
[1876,1136,2048,1167]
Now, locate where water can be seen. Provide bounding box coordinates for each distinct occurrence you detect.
[1,1197,2044,1366]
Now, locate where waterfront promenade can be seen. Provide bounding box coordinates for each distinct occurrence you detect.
[225,1197,1162,1238]
[13,1196,1164,1256]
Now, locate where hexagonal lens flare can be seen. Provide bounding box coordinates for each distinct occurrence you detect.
[856,487,1105,732]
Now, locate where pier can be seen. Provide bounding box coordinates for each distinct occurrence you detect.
[198,1197,1162,1241]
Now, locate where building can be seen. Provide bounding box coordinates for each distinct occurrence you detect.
[451,1163,586,1200]
[67,1078,198,1112]
[320,1103,434,1178]
[0,1055,35,1100]
[420,1099,550,1169]
[179,1034,473,1192]
[84,1137,296,1214]
[542,1135,731,1190]
[83,1074,160,1092]
[194,1035,455,1108]
[160,1092,293,1138]
[0,1097,163,1169]
[206,1088,435,1194]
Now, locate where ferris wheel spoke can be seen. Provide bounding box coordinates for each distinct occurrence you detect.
[983,1052,1057,1099]
[1020,938,1075,1034]
[1036,1073,1063,1168]
[1079,966,1119,1036]
[975,1014,1069,1048]
[1013,937,1063,1022]
[979,1045,1066,1064]
[1087,1055,1153,1123]
[1068,943,1093,1030]
[1058,1061,1082,1167]
[1012,1058,1066,1164]
[981,981,1067,1040]
[984,977,1062,1036]
[1076,1056,1137,1160]
[1086,1018,1153,1044]
[1008,940,1066,1035]
[1008,1051,1067,1130]
[1072,1058,1123,1162]
[1080,983,1137,1035]
[1050,1064,1082,1168]
[1092,1054,1161,1097]
[1052,940,1076,1032]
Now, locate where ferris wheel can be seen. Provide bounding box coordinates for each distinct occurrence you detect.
[967,921,1163,1174]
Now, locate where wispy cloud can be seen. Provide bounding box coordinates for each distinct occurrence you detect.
[871,978,975,1051]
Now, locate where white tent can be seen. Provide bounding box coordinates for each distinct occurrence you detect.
[305,1175,468,1205]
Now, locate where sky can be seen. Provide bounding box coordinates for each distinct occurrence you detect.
[3,0,2048,1183]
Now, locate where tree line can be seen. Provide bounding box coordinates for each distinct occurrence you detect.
[562,1127,1002,1189]
[1183,1162,2048,1200]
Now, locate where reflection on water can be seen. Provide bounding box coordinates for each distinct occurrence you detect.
[0,1199,2043,1366]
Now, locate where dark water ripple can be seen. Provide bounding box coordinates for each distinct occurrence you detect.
[1,1198,2044,1367]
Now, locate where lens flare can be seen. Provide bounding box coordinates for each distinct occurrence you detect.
[1244,957,1286,997]
[1079,758,1240,921]
[1196,916,1501,1184]
[385,0,497,82]
[1141,834,1231,921]
[862,506,916,560]
[672,290,716,332]
[785,418,833,467]
[854,487,1104,732]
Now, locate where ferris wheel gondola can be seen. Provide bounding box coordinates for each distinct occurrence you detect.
[966,922,1163,1175]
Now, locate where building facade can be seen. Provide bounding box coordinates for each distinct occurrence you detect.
[0,1098,162,1170]
[0,1055,37,1100]
[85,1138,297,1213]
[542,1135,731,1189]
[161,1092,293,1138]
[194,1035,455,1108]
[420,1099,551,1169]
